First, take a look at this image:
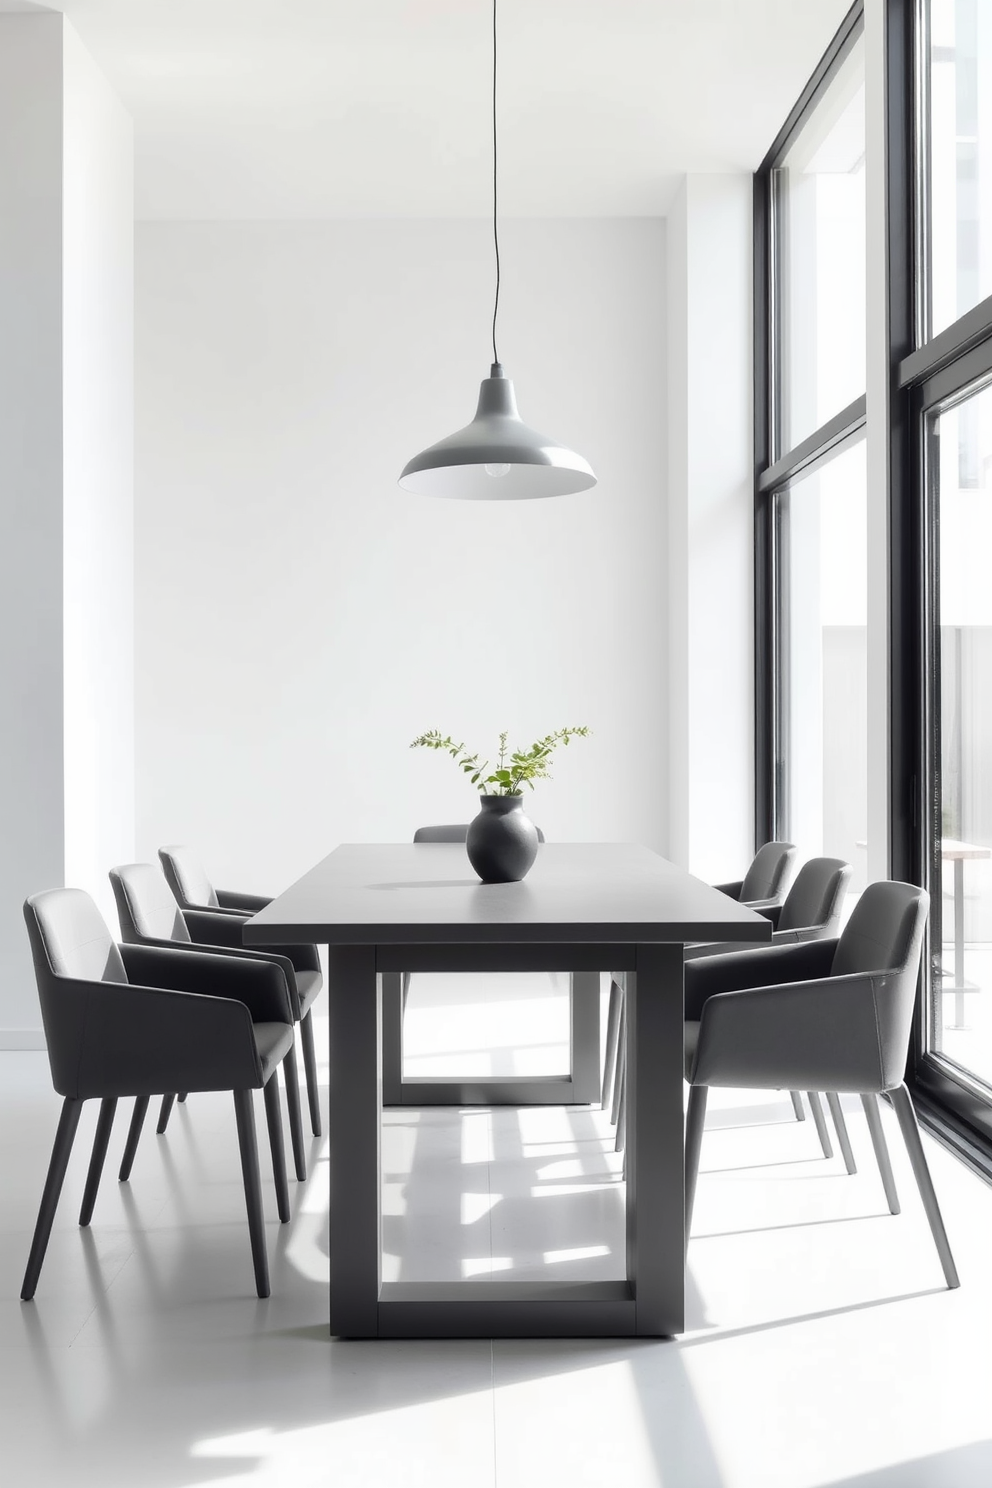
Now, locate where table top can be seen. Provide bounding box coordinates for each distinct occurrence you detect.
[243,842,774,947]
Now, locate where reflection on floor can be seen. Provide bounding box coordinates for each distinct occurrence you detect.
[3,971,992,1487]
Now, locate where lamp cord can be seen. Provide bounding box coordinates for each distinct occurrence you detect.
[491,0,500,367]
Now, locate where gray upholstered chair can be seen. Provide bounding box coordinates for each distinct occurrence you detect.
[712,841,797,906]
[683,880,959,1289]
[158,845,323,1137]
[602,842,799,1119]
[22,889,295,1300]
[110,862,309,1181]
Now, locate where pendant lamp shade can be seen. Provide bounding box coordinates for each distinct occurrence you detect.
[398,364,596,501]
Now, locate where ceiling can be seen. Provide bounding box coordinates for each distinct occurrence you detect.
[10,0,851,218]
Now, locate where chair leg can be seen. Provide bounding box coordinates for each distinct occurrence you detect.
[401,970,411,1012]
[610,1000,626,1126]
[157,1093,176,1134]
[861,1092,900,1214]
[22,1097,84,1301]
[889,1082,960,1289]
[80,1098,118,1226]
[613,1032,626,1153]
[684,1085,709,1252]
[825,1092,857,1175]
[282,1046,307,1182]
[262,1074,291,1224]
[119,1096,149,1182]
[233,1089,270,1299]
[806,1091,833,1159]
[601,978,622,1108]
[299,1009,321,1137]
[789,1090,806,1122]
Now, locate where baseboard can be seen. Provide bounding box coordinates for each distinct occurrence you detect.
[0,1029,47,1051]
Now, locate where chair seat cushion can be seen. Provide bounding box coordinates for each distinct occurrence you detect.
[684,1021,701,1081]
[253,1021,295,1082]
[295,970,322,1016]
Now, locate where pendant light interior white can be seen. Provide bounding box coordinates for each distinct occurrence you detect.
[397,0,596,502]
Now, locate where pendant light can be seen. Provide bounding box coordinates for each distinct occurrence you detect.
[398,0,596,501]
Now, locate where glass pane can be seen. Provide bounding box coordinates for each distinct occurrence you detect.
[928,0,992,337]
[931,381,992,1080]
[776,437,868,910]
[775,36,866,454]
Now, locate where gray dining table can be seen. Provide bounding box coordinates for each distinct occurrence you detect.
[243,841,771,1338]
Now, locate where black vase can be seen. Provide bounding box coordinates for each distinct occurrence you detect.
[465,795,540,883]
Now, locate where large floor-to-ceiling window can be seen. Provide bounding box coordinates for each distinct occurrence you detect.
[754,3,868,901]
[758,0,992,1172]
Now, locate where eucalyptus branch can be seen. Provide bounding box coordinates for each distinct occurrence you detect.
[411,726,590,796]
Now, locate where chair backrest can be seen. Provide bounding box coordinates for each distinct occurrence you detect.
[24,889,129,1096]
[413,821,546,844]
[110,863,191,945]
[830,880,929,1087]
[778,857,851,935]
[158,845,220,910]
[740,841,795,903]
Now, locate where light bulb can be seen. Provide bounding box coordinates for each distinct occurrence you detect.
[485,462,511,478]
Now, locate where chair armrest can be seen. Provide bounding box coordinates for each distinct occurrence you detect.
[181,911,302,1019]
[683,938,837,1020]
[691,971,893,1092]
[712,880,743,900]
[120,943,292,1024]
[41,976,262,1099]
[185,907,320,977]
[216,888,272,913]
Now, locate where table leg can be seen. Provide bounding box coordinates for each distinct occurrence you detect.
[625,943,685,1335]
[327,945,380,1338]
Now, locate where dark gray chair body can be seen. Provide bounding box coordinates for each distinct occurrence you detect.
[685,856,851,961]
[22,888,295,1300]
[713,841,796,906]
[683,881,959,1290]
[109,863,310,1180]
[157,846,323,1137]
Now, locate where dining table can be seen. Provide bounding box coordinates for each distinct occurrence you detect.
[243,841,771,1338]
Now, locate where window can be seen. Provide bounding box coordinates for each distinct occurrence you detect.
[775,43,866,453]
[775,437,868,896]
[754,3,867,871]
[926,0,992,338]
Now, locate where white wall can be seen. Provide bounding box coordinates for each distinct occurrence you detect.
[0,15,66,1043]
[63,23,135,929]
[667,175,754,883]
[0,14,133,1045]
[134,219,666,892]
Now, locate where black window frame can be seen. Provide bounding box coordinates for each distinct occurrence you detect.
[891,0,992,1177]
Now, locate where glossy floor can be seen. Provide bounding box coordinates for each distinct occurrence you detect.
[3,972,992,1487]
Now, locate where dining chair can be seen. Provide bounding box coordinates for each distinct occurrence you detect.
[109,862,309,1181]
[21,888,295,1300]
[683,880,959,1289]
[712,841,797,906]
[158,845,323,1137]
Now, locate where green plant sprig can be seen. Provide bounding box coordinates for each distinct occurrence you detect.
[410,726,590,795]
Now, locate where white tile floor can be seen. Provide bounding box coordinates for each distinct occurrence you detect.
[4,971,992,1487]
